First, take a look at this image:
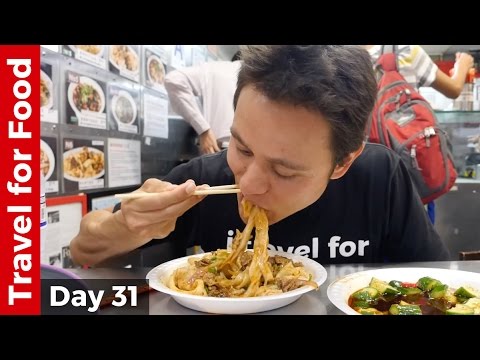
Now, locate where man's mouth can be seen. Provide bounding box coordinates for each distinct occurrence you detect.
[237,195,273,224]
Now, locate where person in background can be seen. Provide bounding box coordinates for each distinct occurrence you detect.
[365,45,474,224]
[165,51,242,155]
[71,45,450,267]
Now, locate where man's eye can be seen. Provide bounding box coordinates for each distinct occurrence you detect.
[238,148,253,156]
[274,171,296,180]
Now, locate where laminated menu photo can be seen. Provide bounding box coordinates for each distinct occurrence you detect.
[143,47,167,94]
[65,70,107,130]
[109,45,140,82]
[62,138,105,193]
[40,62,58,123]
[61,45,107,70]
[107,84,140,134]
[41,136,59,194]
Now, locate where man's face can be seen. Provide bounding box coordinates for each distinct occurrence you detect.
[227,85,350,225]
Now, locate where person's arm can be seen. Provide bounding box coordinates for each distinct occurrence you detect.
[431,52,474,99]
[70,179,204,266]
[383,158,450,262]
[165,67,220,154]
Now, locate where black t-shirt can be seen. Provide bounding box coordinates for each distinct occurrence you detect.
[116,144,450,264]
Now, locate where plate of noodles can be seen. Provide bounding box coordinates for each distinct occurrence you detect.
[147,201,328,314]
[147,250,327,314]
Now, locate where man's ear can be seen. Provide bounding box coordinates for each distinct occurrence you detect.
[330,143,366,180]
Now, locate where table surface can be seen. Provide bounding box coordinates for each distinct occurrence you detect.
[68,260,480,315]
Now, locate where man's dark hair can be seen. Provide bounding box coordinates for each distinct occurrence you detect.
[233,45,377,165]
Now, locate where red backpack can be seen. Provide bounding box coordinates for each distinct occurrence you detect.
[368,45,457,204]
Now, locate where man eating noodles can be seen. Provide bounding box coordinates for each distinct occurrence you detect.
[70,45,449,267]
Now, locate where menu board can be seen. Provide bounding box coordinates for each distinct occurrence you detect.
[143,92,169,139]
[43,194,86,268]
[107,138,141,188]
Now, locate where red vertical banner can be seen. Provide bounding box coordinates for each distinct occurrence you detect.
[0,45,40,315]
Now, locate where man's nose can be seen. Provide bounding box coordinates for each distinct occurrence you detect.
[239,162,269,195]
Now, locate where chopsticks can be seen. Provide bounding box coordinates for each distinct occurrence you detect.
[192,184,240,195]
[115,184,240,200]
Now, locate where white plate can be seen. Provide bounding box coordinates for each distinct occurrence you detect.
[63,147,104,182]
[146,250,328,314]
[68,45,104,57]
[109,45,139,73]
[111,90,137,126]
[40,70,53,110]
[147,54,165,85]
[327,267,480,315]
[40,139,55,181]
[67,76,105,115]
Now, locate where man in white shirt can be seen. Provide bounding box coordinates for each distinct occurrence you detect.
[165,53,242,154]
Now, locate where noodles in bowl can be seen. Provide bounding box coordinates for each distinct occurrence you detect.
[147,200,327,313]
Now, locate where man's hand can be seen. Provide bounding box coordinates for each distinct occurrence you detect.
[199,129,221,154]
[116,179,206,241]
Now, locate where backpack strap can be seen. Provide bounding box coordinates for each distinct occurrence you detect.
[377,45,399,72]
[366,46,399,142]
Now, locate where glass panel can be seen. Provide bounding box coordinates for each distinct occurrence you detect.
[436,111,480,182]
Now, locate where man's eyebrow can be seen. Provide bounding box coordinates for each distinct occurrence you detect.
[266,157,309,171]
[230,127,309,172]
[230,127,248,148]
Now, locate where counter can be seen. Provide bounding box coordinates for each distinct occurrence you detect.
[68,260,480,315]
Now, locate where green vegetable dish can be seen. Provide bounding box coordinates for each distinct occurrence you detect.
[349,277,480,315]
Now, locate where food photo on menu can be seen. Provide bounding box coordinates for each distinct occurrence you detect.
[65,70,107,130]
[40,64,53,110]
[61,45,107,70]
[40,62,58,123]
[40,137,59,194]
[62,137,105,193]
[144,47,167,92]
[107,84,140,134]
[109,45,140,82]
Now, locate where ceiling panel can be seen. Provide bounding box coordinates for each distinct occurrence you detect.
[421,45,480,55]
